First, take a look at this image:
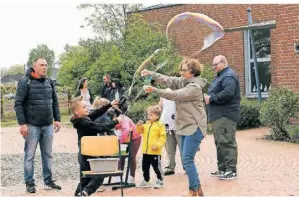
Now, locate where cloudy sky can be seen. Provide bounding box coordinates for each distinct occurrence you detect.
[0,3,98,68]
[1,0,289,68]
[0,2,158,68]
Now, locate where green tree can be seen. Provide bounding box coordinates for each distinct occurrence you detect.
[120,14,181,86]
[86,45,124,95]
[58,14,181,98]
[27,44,55,77]
[6,64,25,75]
[58,46,92,91]
[78,4,142,41]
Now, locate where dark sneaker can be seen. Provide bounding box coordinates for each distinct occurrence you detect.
[26,183,36,193]
[44,181,62,190]
[210,170,225,177]
[164,169,175,176]
[219,171,237,180]
[74,187,80,196]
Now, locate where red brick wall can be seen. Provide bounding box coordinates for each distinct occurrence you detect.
[137,4,299,94]
[274,5,299,92]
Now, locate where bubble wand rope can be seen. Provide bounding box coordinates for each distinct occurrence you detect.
[124,49,162,98]
[131,60,168,103]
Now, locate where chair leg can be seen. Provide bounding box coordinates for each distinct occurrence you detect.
[108,176,112,184]
[120,175,124,197]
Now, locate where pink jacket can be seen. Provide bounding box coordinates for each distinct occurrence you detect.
[115,115,141,143]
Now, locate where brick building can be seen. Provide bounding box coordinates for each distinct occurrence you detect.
[135,4,299,97]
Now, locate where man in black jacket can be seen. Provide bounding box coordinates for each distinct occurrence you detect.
[100,74,112,99]
[204,55,241,180]
[14,57,61,193]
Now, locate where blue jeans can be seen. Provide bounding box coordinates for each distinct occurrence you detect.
[24,124,54,185]
[180,127,204,191]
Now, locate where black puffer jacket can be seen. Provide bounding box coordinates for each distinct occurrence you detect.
[14,68,61,126]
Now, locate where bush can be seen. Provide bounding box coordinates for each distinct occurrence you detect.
[201,63,215,94]
[237,98,262,130]
[126,98,159,123]
[260,87,299,141]
[285,125,299,143]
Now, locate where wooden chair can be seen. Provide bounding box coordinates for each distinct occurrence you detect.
[80,135,124,196]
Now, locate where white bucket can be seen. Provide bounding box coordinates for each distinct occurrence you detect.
[88,158,119,172]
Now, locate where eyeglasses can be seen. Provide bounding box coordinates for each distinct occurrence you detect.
[213,61,222,67]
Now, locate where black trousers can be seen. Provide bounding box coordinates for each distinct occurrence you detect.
[75,145,103,196]
[142,154,163,182]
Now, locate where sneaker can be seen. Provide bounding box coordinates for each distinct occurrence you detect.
[219,171,237,180]
[138,180,151,188]
[210,170,225,177]
[26,183,36,193]
[164,169,175,176]
[127,176,135,184]
[154,179,163,189]
[44,181,62,190]
[81,190,89,196]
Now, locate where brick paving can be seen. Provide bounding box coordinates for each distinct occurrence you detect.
[1,127,299,196]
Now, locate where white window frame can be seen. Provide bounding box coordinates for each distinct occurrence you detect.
[243,25,274,98]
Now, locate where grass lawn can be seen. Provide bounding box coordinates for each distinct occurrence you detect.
[1,114,72,128]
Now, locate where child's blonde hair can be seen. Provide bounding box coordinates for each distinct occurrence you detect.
[147,105,162,117]
[69,96,83,115]
[92,96,109,109]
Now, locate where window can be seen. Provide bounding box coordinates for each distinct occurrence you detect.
[244,28,271,97]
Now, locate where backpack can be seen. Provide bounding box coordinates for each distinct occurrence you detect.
[22,76,55,98]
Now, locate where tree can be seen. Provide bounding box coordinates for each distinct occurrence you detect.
[1,64,25,78]
[77,4,142,41]
[58,14,181,97]
[58,46,92,91]
[78,38,109,62]
[27,44,55,77]
[6,64,25,75]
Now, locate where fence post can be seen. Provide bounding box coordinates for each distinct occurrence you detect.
[68,90,71,115]
[1,96,3,120]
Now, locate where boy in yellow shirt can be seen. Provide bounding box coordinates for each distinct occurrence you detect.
[136,105,166,189]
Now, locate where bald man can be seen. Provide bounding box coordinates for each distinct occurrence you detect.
[204,55,241,180]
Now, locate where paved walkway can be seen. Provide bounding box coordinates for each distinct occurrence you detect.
[1,127,299,196]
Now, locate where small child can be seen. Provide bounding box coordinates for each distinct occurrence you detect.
[70,96,123,196]
[91,96,115,136]
[113,113,142,184]
[136,105,166,189]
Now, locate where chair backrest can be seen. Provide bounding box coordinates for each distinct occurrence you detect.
[81,136,119,156]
